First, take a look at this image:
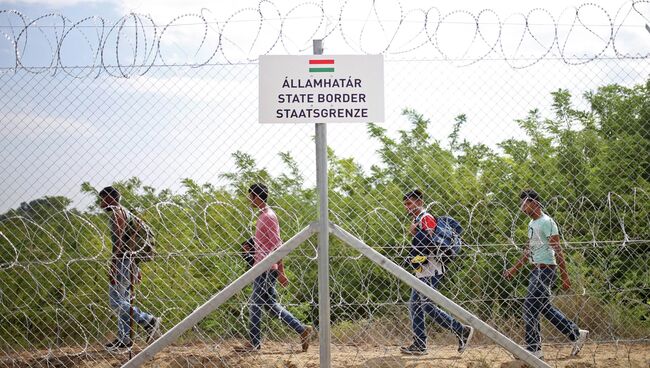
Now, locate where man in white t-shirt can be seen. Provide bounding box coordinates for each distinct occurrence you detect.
[399,189,474,355]
[504,189,589,360]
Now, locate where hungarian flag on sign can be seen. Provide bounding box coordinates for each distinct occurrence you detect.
[309,59,334,73]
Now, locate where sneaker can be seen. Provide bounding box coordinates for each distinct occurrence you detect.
[300,325,314,352]
[571,329,589,356]
[105,339,132,352]
[457,325,474,354]
[144,316,162,343]
[104,339,120,350]
[400,343,428,355]
[233,342,260,353]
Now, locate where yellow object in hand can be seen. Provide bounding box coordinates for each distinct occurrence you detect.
[411,255,427,274]
[411,255,427,264]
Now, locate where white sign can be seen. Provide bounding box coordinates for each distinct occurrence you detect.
[259,55,384,124]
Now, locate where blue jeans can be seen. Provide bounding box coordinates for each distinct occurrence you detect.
[410,275,464,347]
[524,268,579,352]
[249,270,305,347]
[109,258,154,344]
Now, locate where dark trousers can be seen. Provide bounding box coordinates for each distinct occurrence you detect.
[524,268,579,352]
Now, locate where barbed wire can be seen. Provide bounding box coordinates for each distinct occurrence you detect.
[1,0,650,76]
[2,190,647,268]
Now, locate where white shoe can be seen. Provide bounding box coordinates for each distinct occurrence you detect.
[457,325,474,354]
[145,317,162,343]
[571,329,589,356]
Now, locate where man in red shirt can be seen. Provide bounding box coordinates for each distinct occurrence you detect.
[234,183,313,353]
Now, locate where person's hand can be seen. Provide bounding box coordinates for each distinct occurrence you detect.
[409,223,417,236]
[503,267,517,280]
[277,271,289,287]
[242,238,253,252]
[561,274,571,291]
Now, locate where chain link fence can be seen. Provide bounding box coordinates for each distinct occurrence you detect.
[1,1,649,367]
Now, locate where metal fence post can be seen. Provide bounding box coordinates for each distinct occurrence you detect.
[314,38,332,368]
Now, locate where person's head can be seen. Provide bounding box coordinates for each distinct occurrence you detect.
[403,189,424,217]
[99,186,120,211]
[248,183,268,209]
[519,189,543,217]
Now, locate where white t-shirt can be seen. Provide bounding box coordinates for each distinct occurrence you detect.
[528,213,559,265]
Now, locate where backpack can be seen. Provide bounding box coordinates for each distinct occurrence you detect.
[123,209,156,263]
[430,215,464,264]
[413,213,464,264]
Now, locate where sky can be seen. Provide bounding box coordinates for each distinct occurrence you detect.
[0,0,649,213]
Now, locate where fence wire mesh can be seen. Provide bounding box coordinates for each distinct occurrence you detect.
[0,1,649,367]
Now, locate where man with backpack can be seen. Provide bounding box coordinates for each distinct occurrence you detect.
[233,183,313,353]
[503,189,588,360]
[99,186,161,351]
[400,189,474,355]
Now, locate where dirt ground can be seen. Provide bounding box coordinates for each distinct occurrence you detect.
[1,341,648,368]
